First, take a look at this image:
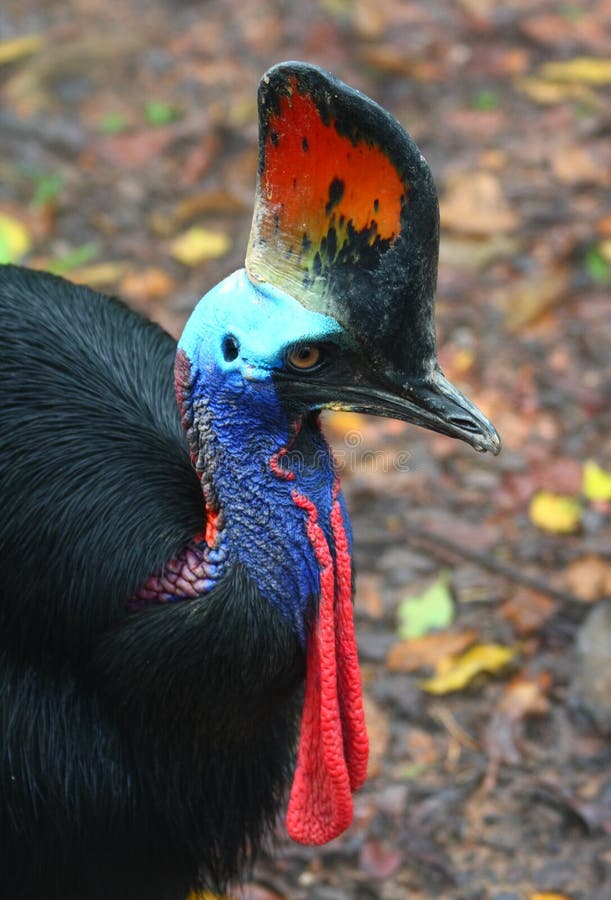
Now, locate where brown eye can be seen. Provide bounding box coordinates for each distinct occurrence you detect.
[286,344,323,371]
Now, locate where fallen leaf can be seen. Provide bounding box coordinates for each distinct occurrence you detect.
[359,838,403,880]
[355,573,385,619]
[500,590,556,636]
[144,100,181,126]
[421,643,516,695]
[0,212,31,264]
[363,694,390,779]
[46,243,99,276]
[0,33,44,66]
[583,460,611,502]
[386,629,478,673]
[516,76,599,106]
[530,893,574,900]
[553,141,611,187]
[120,267,176,304]
[439,234,520,271]
[492,266,571,331]
[564,555,611,602]
[484,672,551,766]
[440,171,519,236]
[170,227,231,266]
[396,574,454,640]
[529,491,581,534]
[540,57,611,85]
[67,262,128,288]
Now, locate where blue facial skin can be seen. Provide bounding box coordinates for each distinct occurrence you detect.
[178,269,352,643]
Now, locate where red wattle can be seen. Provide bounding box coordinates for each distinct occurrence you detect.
[286,487,368,845]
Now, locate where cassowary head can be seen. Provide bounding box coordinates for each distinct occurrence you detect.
[173,62,500,846]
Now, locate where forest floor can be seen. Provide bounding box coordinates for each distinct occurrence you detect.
[1,1,610,898]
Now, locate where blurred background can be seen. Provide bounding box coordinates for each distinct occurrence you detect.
[1,1,610,897]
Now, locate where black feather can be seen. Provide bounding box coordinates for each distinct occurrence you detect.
[0,265,304,898]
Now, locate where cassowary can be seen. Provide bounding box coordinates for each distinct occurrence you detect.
[0,62,500,899]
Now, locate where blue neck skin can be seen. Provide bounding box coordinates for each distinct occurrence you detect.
[177,270,352,643]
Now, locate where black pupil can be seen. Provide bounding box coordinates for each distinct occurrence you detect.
[298,347,312,359]
[222,335,240,362]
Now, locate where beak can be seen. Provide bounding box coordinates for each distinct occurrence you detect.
[276,360,501,455]
[335,368,501,454]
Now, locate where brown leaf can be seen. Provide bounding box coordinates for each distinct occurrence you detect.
[120,268,176,306]
[492,265,571,331]
[484,672,551,766]
[386,629,478,673]
[552,140,611,187]
[96,128,177,169]
[359,838,404,880]
[363,694,390,778]
[440,171,519,236]
[500,590,556,636]
[564,555,611,602]
[355,573,385,620]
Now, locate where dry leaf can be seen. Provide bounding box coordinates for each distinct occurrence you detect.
[583,460,611,502]
[439,234,520,271]
[492,266,571,331]
[68,262,128,288]
[552,141,611,187]
[440,171,519,236]
[516,76,599,106]
[529,491,581,534]
[500,590,556,636]
[485,672,551,766]
[386,629,478,673]
[421,643,516,695]
[363,694,390,778]
[120,267,176,304]
[170,227,231,266]
[564,555,611,602]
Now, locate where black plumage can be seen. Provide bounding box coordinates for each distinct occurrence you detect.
[0,265,303,898]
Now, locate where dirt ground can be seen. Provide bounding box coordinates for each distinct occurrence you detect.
[1,2,610,898]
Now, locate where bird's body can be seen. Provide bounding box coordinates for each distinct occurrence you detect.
[0,266,305,898]
[0,63,499,899]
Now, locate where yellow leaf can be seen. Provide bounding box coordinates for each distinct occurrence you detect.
[529,491,581,534]
[170,227,231,266]
[0,33,44,66]
[421,643,516,694]
[0,212,31,264]
[187,893,235,900]
[516,76,598,105]
[530,893,574,900]
[540,57,611,86]
[583,460,611,502]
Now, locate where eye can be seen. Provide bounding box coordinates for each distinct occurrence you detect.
[222,334,240,362]
[286,344,323,372]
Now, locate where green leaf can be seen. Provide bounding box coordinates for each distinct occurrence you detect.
[584,246,610,284]
[99,112,129,135]
[31,171,64,206]
[471,89,500,111]
[396,573,454,639]
[144,100,180,127]
[48,243,99,275]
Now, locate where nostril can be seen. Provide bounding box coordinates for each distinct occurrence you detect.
[222,335,240,362]
[449,416,481,434]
